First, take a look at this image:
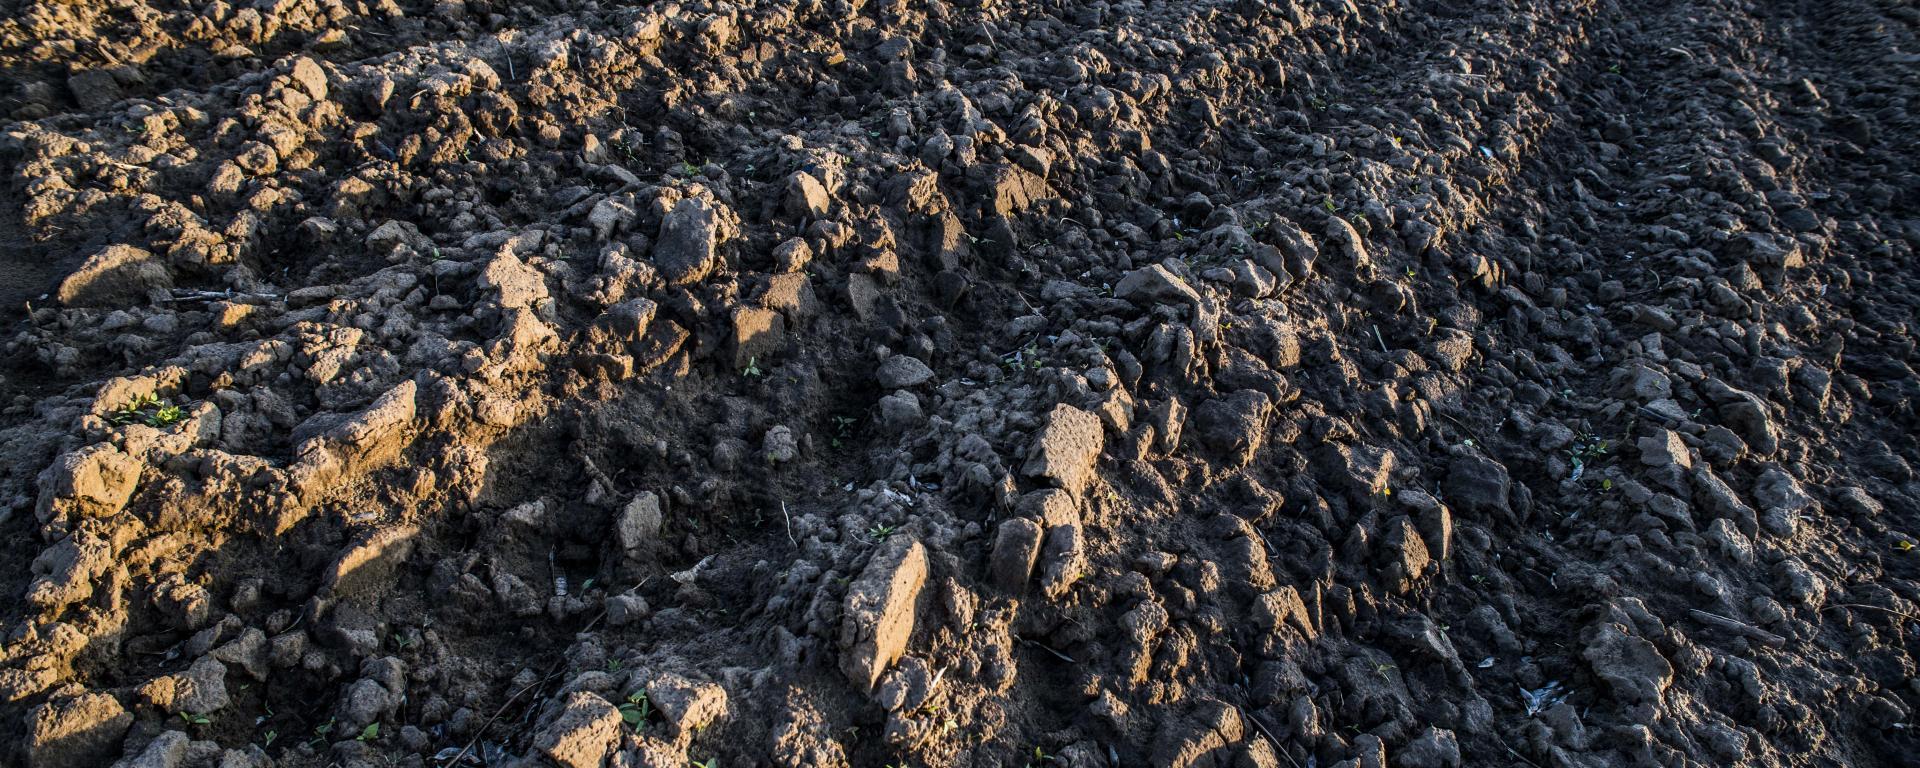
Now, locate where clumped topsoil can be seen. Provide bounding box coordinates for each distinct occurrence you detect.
[0,0,1916,766]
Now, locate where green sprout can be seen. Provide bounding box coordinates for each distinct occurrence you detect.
[742,357,764,378]
[618,691,652,730]
[356,723,380,742]
[147,405,186,427]
[109,393,189,428]
[180,712,211,725]
[109,393,161,425]
[868,524,896,539]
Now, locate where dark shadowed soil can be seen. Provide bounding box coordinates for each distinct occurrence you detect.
[1,0,1917,766]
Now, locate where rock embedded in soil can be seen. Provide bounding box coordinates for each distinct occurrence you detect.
[1637,429,1693,468]
[1193,390,1272,467]
[320,525,419,604]
[137,656,229,715]
[66,69,123,111]
[1150,699,1244,768]
[616,492,664,556]
[1378,517,1432,595]
[655,197,728,286]
[606,593,651,627]
[988,517,1043,593]
[875,355,935,389]
[115,730,189,768]
[731,306,785,368]
[784,171,831,219]
[1582,623,1675,707]
[35,443,142,524]
[56,244,172,307]
[1398,727,1464,768]
[1021,404,1104,496]
[533,692,625,768]
[1443,452,1513,518]
[480,248,549,310]
[839,536,928,692]
[645,673,729,737]
[1037,522,1087,599]
[26,691,133,768]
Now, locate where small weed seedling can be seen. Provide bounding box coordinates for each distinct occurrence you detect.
[1568,437,1610,480]
[108,393,160,425]
[180,712,211,726]
[1025,746,1056,767]
[148,404,186,427]
[356,723,380,742]
[618,691,653,730]
[306,717,336,750]
[110,394,189,428]
[1373,662,1396,681]
[742,357,764,378]
[831,415,857,448]
[868,524,897,540]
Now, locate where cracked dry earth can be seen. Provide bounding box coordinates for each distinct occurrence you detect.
[1,0,1918,766]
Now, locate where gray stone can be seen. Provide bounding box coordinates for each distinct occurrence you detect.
[987,518,1043,592]
[1021,404,1104,496]
[655,198,727,285]
[27,691,132,768]
[838,537,927,691]
[1396,727,1462,768]
[1582,623,1673,705]
[532,692,623,768]
[875,356,934,389]
[57,245,171,307]
[645,673,728,737]
[784,172,831,219]
[616,493,664,554]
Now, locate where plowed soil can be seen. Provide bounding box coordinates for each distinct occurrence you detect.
[1,0,1917,766]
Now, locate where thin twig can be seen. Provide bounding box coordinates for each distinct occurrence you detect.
[1687,609,1785,648]
[1239,706,1300,768]
[1372,323,1389,353]
[446,669,563,766]
[1496,735,1545,768]
[1017,639,1075,663]
[1435,409,1488,449]
[780,501,796,545]
[1824,603,1920,622]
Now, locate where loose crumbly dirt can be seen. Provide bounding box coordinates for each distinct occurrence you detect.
[1,0,1917,766]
